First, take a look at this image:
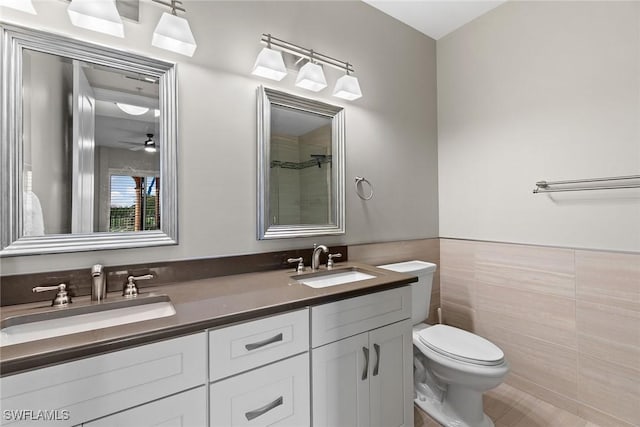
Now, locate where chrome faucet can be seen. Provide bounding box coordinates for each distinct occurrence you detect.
[91,264,106,302]
[312,244,329,271]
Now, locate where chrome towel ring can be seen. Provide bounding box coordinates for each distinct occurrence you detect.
[355,176,374,200]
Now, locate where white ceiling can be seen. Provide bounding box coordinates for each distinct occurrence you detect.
[362,0,507,40]
[271,106,331,137]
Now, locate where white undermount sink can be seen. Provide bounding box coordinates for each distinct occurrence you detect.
[295,267,377,288]
[0,294,175,347]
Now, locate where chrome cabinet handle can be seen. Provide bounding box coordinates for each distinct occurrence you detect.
[373,343,380,376]
[245,333,283,351]
[245,396,283,421]
[362,346,369,380]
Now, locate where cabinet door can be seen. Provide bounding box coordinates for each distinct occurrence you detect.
[84,386,206,427]
[369,319,413,427]
[312,333,370,427]
[210,353,309,427]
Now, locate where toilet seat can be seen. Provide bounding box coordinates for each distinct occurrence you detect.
[418,324,505,366]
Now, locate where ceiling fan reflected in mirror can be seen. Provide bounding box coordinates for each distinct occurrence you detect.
[144,134,157,153]
[115,133,158,153]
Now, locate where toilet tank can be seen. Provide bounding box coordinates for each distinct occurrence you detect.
[377,261,437,325]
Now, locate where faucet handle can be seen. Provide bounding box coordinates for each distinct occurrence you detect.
[33,283,72,307]
[287,257,305,273]
[123,274,153,297]
[327,253,342,269]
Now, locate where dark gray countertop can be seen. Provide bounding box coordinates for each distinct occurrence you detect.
[0,262,416,376]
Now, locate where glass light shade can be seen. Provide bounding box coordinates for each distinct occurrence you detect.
[295,62,327,92]
[154,109,161,118]
[332,74,363,101]
[251,47,287,81]
[144,143,157,153]
[152,12,197,57]
[116,103,149,116]
[67,0,124,38]
[0,0,36,14]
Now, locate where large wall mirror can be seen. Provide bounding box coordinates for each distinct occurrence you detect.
[257,87,345,239]
[1,24,177,256]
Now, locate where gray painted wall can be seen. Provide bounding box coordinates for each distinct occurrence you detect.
[1,1,438,274]
[438,1,640,252]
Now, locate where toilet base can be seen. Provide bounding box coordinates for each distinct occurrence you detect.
[414,387,494,427]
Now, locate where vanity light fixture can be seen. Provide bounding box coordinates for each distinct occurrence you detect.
[67,0,124,38]
[251,34,287,81]
[295,51,327,92]
[116,102,149,116]
[151,0,197,57]
[332,63,362,101]
[253,34,362,100]
[0,0,37,14]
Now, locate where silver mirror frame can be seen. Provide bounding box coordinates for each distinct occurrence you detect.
[0,23,178,256]
[257,86,345,240]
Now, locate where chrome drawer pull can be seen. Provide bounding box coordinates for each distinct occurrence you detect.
[245,396,283,421]
[362,346,369,380]
[373,343,380,376]
[245,332,284,351]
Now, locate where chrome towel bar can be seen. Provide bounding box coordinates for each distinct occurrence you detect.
[533,175,640,193]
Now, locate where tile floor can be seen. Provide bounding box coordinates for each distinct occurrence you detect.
[414,383,602,427]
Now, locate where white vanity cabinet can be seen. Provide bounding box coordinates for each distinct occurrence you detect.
[311,287,413,427]
[208,309,310,427]
[0,333,206,427]
[1,284,413,427]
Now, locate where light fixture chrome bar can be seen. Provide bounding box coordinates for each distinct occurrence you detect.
[260,33,354,73]
[151,0,186,13]
[533,175,640,193]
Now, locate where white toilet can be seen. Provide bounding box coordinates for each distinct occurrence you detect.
[378,261,509,427]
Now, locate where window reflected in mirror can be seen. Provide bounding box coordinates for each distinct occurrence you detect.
[109,175,159,232]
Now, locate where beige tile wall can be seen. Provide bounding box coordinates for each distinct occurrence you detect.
[440,239,640,427]
[349,238,440,324]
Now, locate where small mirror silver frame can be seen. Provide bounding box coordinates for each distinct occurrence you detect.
[0,24,178,256]
[257,86,345,240]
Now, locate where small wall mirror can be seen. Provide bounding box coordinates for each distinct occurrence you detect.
[257,87,345,239]
[1,24,178,256]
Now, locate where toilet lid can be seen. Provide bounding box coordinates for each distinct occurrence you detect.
[418,324,505,366]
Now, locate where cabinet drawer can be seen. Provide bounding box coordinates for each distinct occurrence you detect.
[209,309,308,381]
[0,333,206,427]
[84,386,206,427]
[311,286,411,348]
[210,353,310,427]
